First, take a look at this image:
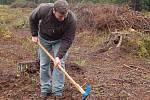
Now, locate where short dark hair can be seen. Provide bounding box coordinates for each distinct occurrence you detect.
[54,0,69,15]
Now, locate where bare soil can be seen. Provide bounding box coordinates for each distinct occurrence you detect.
[0,11,150,100]
[0,27,150,100]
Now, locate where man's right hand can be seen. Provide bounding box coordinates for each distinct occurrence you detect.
[32,36,39,43]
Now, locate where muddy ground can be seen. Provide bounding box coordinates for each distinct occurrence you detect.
[0,27,150,100]
[0,6,150,100]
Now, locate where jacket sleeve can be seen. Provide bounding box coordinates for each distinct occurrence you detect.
[29,5,42,36]
[56,18,77,59]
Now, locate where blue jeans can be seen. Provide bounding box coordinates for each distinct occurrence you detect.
[39,36,67,96]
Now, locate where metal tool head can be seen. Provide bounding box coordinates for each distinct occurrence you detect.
[82,84,91,100]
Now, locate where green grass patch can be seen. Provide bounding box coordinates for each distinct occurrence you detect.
[20,37,38,56]
[74,56,87,66]
[138,39,150,58]
[0,25,12,39]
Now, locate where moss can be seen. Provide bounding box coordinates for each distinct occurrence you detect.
[138,39,150,58]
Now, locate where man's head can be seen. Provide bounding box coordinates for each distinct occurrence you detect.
[53,0,69,22]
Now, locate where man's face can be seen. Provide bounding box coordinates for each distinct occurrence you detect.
[53,10,68,22]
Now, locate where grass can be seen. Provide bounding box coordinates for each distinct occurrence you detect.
[143,11,150,17]
[77,32,109,50]
[74,56,87,66]
[0,6,32,26]
[0,5,150,60]
[0,5,35,55]
[20,36,38,56]
[138,40,148,57]
[13,16,29,29]
[0,5,9,8]
[138,39,150,58]
[0,25,12,39]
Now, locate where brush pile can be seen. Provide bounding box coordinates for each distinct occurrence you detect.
[71,4,150,33]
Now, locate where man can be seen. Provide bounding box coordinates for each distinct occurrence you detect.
[29,0,77,99]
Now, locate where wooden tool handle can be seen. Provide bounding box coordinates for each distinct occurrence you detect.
[38,42,85,94]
